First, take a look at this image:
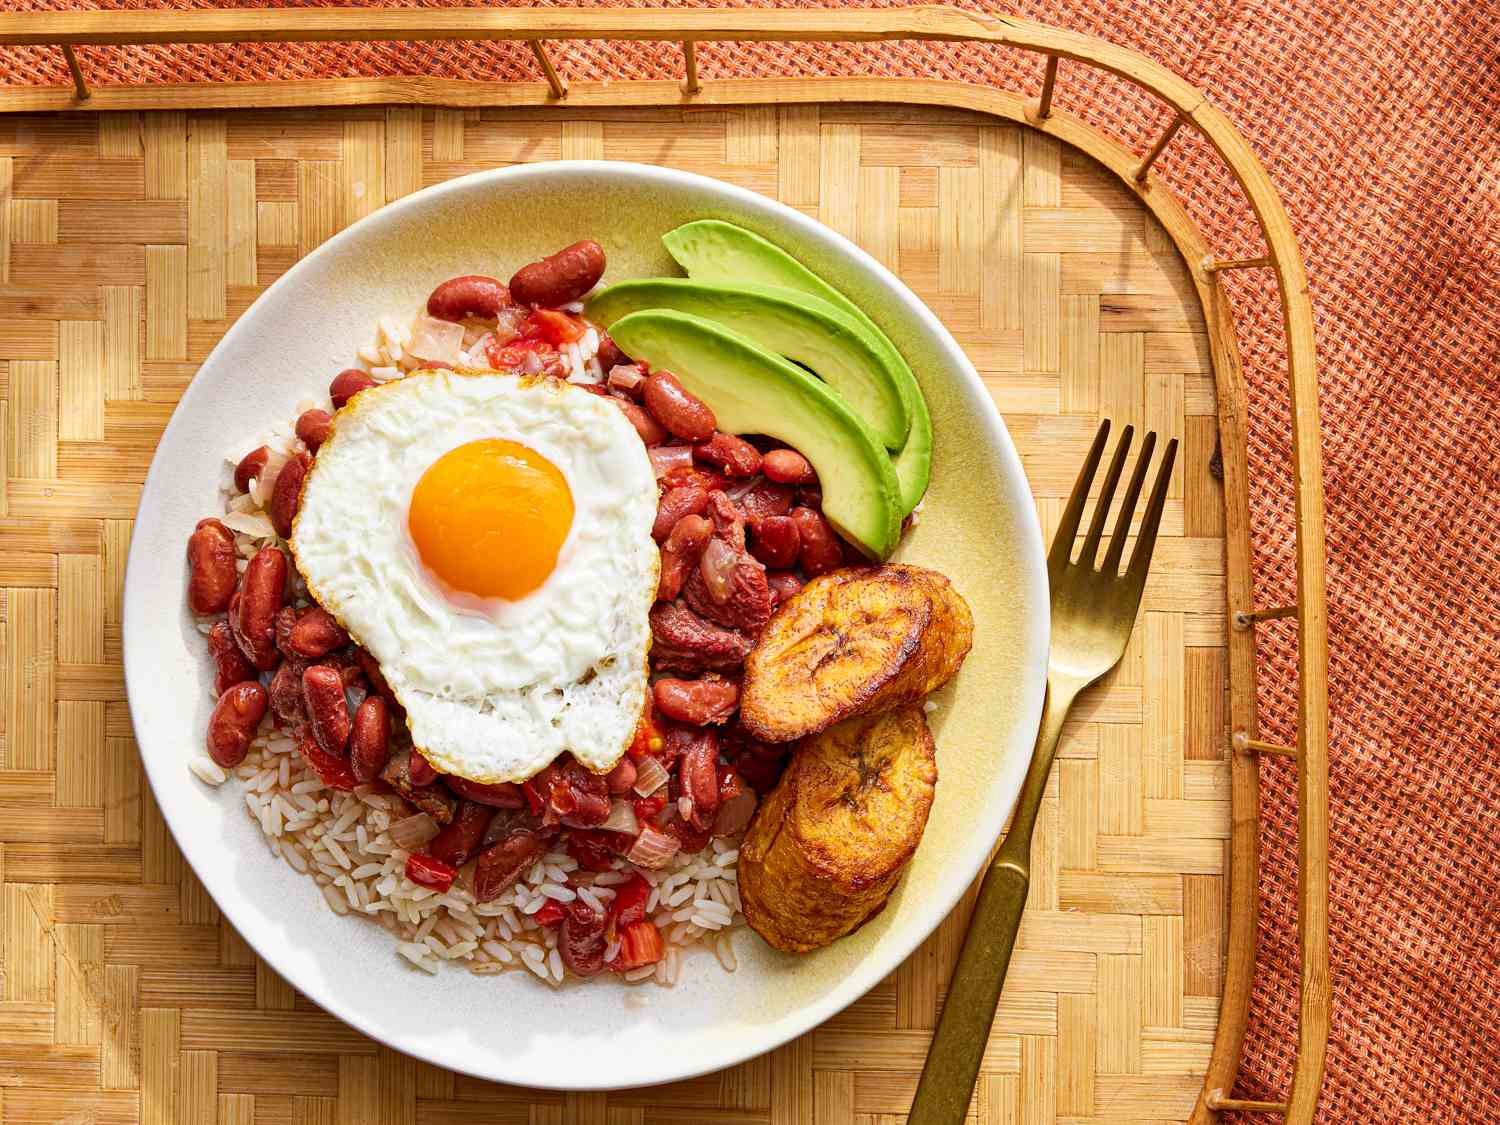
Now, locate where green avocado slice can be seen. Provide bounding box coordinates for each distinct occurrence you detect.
[608,309,903,560]
[587,277,910,450]
[662,219,932,514]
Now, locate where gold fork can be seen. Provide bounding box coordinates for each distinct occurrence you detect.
[908,419,1178,1123]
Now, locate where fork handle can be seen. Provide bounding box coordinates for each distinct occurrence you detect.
[907,677,1079,1124]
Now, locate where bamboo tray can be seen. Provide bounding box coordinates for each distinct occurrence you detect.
[0,8,1330,1124]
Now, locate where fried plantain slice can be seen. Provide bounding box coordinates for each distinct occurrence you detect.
[739,564,974,743]
[739,704,937,953]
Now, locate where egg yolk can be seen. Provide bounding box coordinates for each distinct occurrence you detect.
[408,439,574,601]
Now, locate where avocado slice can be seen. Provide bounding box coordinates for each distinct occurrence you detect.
[609,309,903,559]
[588,278,911,451]
[662,219,933,514]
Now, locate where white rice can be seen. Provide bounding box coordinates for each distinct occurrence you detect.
[189,301,742,985]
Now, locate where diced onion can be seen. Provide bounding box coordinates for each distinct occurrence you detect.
[519,351,544,376]
[407,315,465,366]
[725,476,761,504]
[632,756,669,797]
[712,790,758,838]
[220,510,276,539]
[626,825,681,869]
[607,364,646,393]
[252,447,292,507]
[649,446,694,479]
[389,812,440,850]
[700,540,738,603]
[601,799,640,836]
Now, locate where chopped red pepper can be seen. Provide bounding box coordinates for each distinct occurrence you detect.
[404,853,456,893]
[532,900,566,927]
[486,336,553,371]
[608,874,652,932]
[611,921,664,971]
[296,739,357,791]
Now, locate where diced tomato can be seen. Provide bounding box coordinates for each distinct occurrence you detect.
[296,739,357,790]
[521,779,545,817]
[428,801,494,867]
[525,308,586,345]
[533,900,566,927]
[405,853,456,893]
[627,710,664,762]
[486,335,553,370]
[608,874,652,931]
[631,791,668,822]
[566,829,633,872]
[611,921,664,971]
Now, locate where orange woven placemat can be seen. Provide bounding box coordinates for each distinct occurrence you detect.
[4,2,1498,1121]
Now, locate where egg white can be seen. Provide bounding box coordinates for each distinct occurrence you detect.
[291,370,658,783]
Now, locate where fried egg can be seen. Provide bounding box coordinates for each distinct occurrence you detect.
[291,370,658,783]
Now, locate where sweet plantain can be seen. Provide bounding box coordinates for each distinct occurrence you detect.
[739,564,974,743]
[739,703,937,953]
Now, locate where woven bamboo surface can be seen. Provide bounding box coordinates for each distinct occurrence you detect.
[0,102,1230,1124]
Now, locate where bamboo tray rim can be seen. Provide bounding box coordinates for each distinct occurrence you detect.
[0,7,1331,1122]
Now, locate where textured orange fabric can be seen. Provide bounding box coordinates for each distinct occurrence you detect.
[4,2,1498,1121]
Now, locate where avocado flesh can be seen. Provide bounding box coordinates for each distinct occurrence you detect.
[609,309,902,559]
[662,219,932,514]
[588,277,910,450]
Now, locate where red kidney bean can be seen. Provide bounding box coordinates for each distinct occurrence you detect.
[643,371,716,442]
[767,571,804,605]
[295,409,333,452]
[559,899,607,978]
[329,368,376,409]
[426,275,511,322]
[762,448,817,485]
[605,758,637,796]
[207,620,257,696]
[474,828,546,902]
[428,800,496,867]
[231,546,288,670]
[234,445,271,493]
[302,665,350,756]
[348,695,389,783]
[206,681,268,768]
[791,506,843,577]
[797,484,823,509]
[273,605,299,659]
[186,518,238,614]
[694,432,762,478]
[611,398,667,446]
[445,776,526,809]
[269,452,310,539]
[680,731,722,828]
[508,240,606,308]
[288,606,349,659]
[408,751,438,787]
[748,515,801,570]
[653,677,739,726]
[653,484,710,543]
[354,649,403,719]
[738,480,794,522]
[657,513,712,602]
[595,332,626,374]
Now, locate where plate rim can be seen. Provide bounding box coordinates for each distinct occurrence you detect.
[122,159,1049,1090]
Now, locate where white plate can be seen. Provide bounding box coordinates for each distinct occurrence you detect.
[123,161,1048,1090]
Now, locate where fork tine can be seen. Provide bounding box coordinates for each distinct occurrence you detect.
[1048,420,1110,572]
[1077,425,1133,568]
[1101,431,1157,574]
[1127,437,1179,578]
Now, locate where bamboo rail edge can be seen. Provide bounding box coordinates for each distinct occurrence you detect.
[0,7,1331,1123]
